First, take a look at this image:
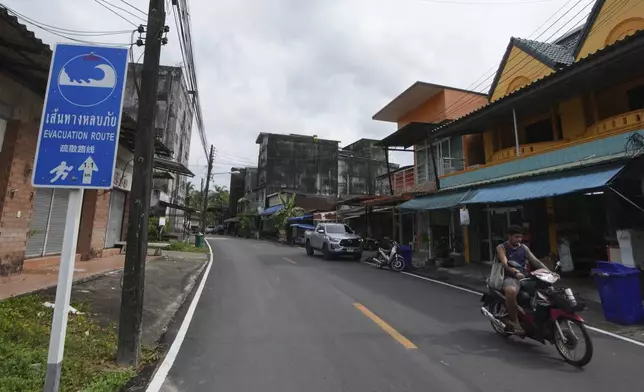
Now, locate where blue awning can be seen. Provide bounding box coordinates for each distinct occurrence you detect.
[399,190,471,211]
[290,223,315,230]
[463,164,625,204]
[260,204,284,216]
[287,214,313,222]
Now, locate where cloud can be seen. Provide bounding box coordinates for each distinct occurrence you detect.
[4,0,578,186]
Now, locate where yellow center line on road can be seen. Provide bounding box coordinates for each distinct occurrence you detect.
[283,257,297,264]
[353,303,417,350]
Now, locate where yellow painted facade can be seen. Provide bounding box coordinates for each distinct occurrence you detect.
[490,46,553,102]
[576,0,644,60]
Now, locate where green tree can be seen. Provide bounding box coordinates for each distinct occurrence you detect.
[271,193,305,229]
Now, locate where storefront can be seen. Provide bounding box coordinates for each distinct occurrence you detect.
[401,160,644,269]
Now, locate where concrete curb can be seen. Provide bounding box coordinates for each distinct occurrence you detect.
[121,253,212,391]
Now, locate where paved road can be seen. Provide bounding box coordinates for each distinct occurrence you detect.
[159,237,644,391]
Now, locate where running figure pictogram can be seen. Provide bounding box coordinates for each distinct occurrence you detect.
[49,161,74,183]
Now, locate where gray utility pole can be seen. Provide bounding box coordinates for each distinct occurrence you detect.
[201,145,214,232]
[117,0,166,366]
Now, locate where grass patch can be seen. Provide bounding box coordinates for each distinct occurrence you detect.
[165,241,209,253]
[0,295,156,392]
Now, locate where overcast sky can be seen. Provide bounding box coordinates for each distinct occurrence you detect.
[4,0,594,187]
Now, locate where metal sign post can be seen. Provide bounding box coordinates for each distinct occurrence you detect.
[32,43,129,392]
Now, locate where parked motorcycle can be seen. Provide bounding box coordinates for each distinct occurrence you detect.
[371,238,406,272]
[480,262,593,367]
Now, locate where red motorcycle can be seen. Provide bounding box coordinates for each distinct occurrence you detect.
[480,262,593,367]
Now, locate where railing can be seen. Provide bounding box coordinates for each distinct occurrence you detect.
[489,140,564,163]
[392,167,416,194]
[438,157,465,176]
[585,109,644,138]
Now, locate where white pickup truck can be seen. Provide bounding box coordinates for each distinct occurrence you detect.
[305,222,363,261]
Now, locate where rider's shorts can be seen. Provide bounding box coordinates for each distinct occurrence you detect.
[502,277,521,292]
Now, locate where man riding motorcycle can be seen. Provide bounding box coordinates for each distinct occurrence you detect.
[496,225,548,334]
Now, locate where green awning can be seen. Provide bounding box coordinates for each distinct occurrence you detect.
[399,190,470,211]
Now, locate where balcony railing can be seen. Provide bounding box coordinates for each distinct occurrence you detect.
[585,109,644,138]
[489,140,564,163]
[439,157,465,176]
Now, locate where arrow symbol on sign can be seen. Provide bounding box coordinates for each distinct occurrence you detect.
[78,156,99,184]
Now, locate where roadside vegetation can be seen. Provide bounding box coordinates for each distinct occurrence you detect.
[166,240,209,253]
[0,295,157,392]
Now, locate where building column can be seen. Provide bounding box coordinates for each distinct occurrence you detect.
[75,190,111,259]
[0,120,38,276]
[546,197,558,255]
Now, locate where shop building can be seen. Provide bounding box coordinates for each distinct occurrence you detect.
[0,8,191,275]
[397,0,644,272]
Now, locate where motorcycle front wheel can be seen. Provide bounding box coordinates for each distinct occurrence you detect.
[553,318,593,367]
[391,255,405,272]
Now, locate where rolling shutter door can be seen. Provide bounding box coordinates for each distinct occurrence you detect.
[25,189,53,257]
[105,190,126,248]
[25,189,70,258]
[44,189,70,255]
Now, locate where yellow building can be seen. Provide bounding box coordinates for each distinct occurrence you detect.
[393,0,644,271]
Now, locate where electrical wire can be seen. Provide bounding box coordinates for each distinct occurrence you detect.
[2,5,135,36]
[435,0,591,120]
[96,0,147,23]
[446,0,636,118]
[171,0,208,160]
[93,0,139,27]
[435,0,633,121]
[120,0,148,16]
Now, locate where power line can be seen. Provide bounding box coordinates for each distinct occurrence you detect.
[429,0,637,141]
[97,0,147,23]
[120,0,148,16]
[436,0,590,120]
[93,0,139,27]
[2,5,135,36]
[436,0,630,122]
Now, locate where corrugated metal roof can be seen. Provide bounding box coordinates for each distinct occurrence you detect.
[462,163,624,204]
[0,6,52,95]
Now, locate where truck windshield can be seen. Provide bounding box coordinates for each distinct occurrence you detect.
[325,224,353,234]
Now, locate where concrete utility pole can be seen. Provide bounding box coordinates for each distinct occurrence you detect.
[201,145,214,232]
[117,0,166,366]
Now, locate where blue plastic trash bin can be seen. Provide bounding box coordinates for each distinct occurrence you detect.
[398,245,413,271]
[592,261,644,325]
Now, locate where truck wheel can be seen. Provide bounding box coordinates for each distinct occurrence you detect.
[305,241,314,256]
[323,244,332,260]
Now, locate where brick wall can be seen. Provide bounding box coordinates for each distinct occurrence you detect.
[90,190,111,254]
[0,120,39,275]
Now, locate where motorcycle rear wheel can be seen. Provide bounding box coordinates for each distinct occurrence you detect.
[553,319,593,367]
[391,255,405,272]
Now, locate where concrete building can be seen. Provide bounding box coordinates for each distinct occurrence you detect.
[123,64,194,234]
[338,138,399,198]
[229,167,247,216]
[255,133,339,208]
